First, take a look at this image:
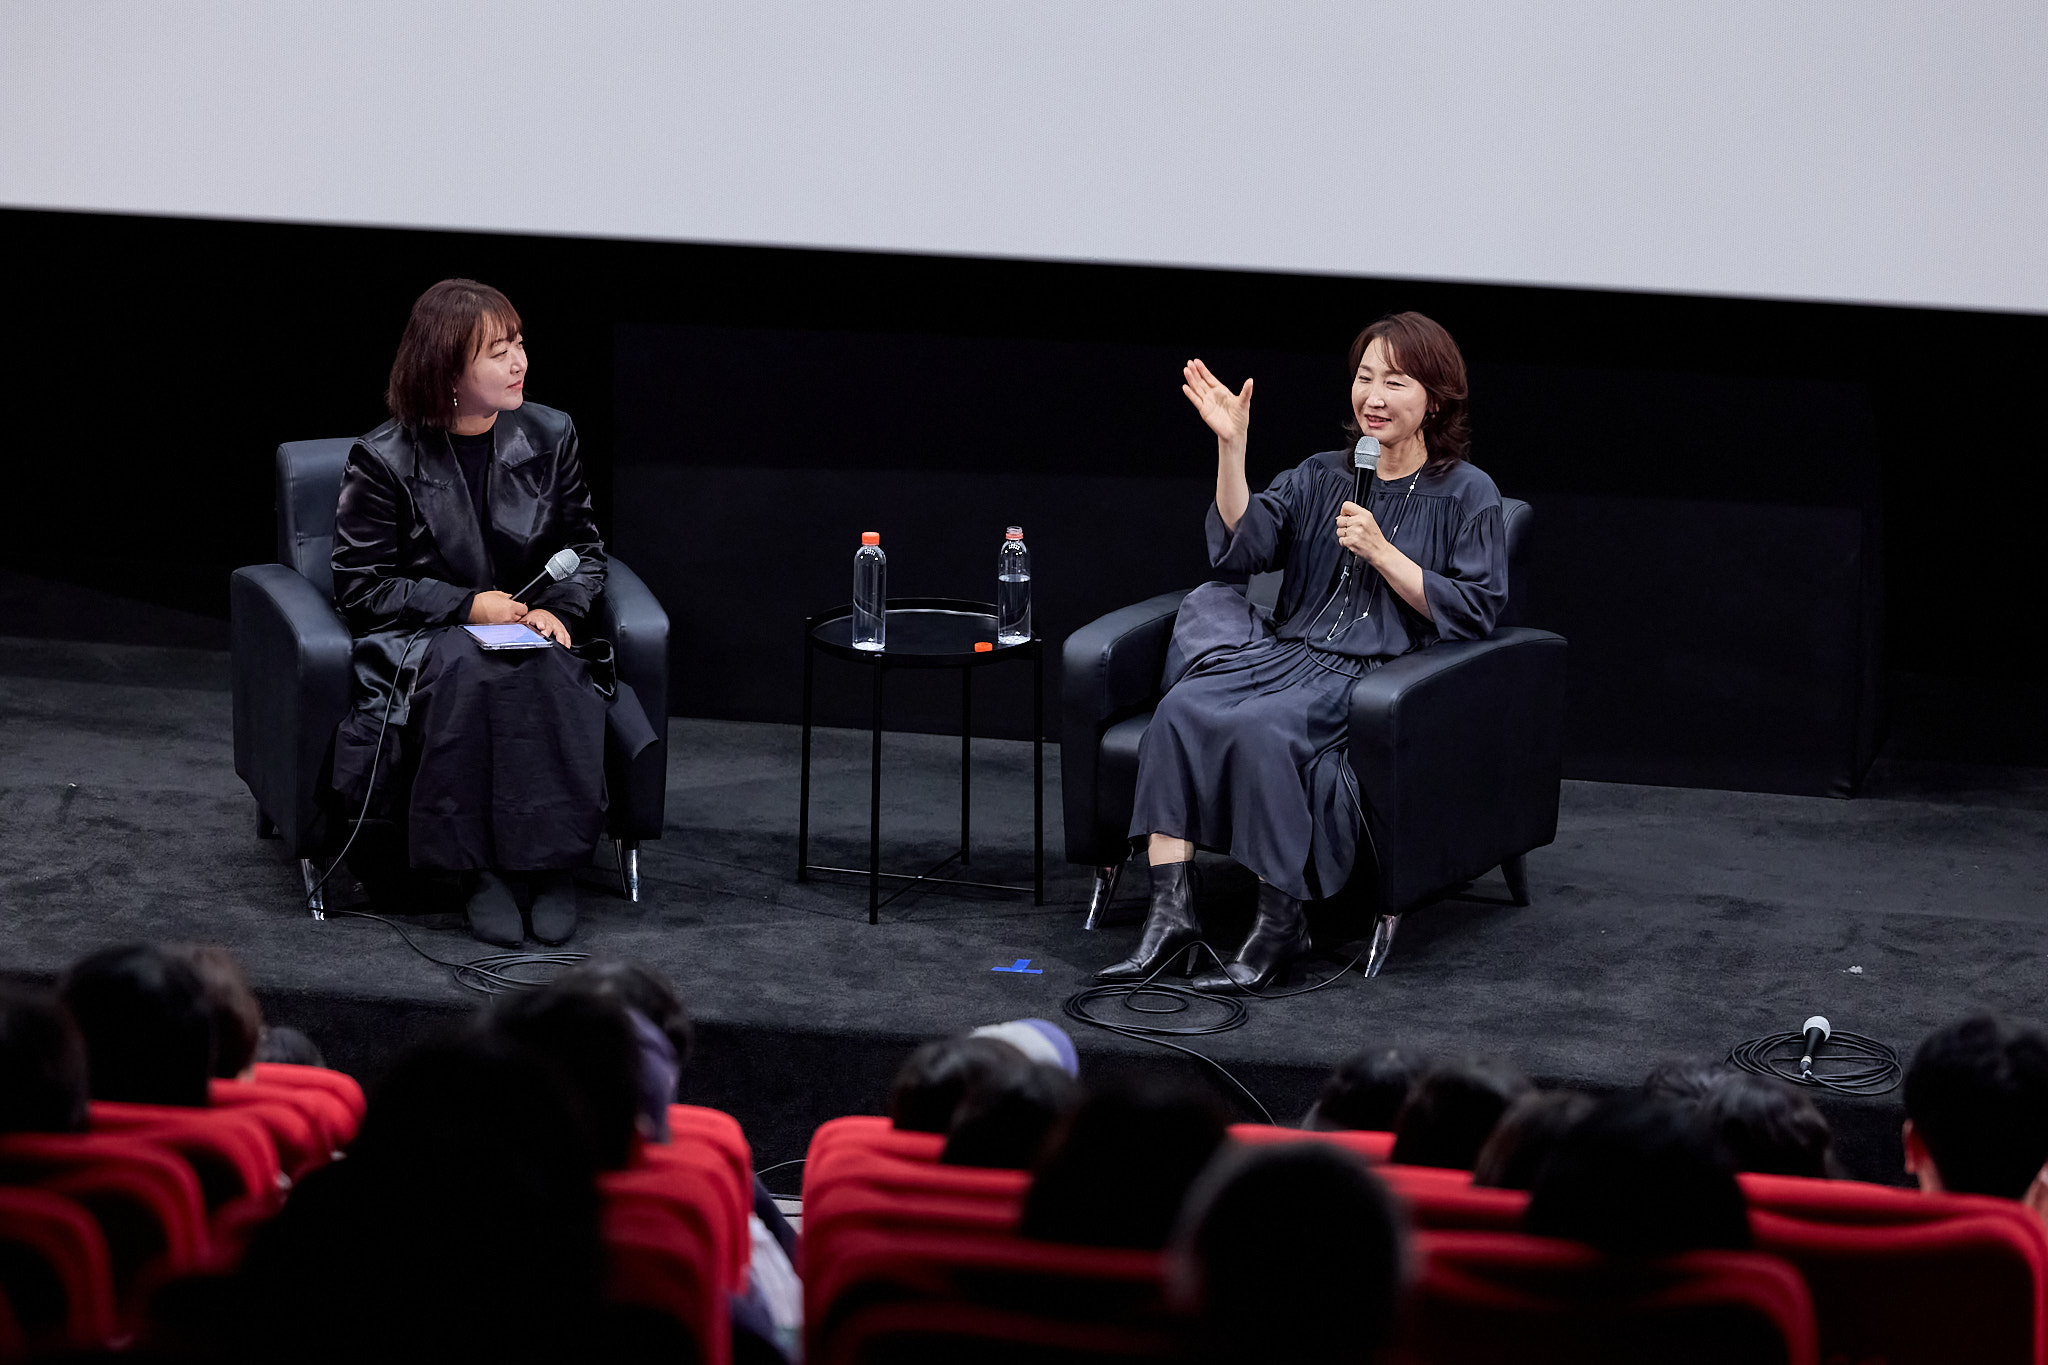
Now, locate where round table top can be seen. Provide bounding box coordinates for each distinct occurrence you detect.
[808,599,1035,667]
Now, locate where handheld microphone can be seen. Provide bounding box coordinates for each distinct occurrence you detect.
[510,549,579,602]
[1350,436,1381,507]
[1799,1015,1831,1076]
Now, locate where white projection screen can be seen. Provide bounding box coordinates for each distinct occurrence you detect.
[4,0,2045,314]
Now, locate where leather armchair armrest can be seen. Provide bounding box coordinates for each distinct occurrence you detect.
[231,564,354,858]
[1060,589,1189,865]
[594,556,669,842]
[1347,627,1568,915]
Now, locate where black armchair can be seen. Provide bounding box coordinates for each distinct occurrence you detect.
[231,439,670,914]
[1060,498,1564,974]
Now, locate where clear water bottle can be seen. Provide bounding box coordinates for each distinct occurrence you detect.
[997,526,1031,645]
[852,532,886,651]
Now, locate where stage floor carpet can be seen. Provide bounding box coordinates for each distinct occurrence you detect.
[4,637,2047,1185]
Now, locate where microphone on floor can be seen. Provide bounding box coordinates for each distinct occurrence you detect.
[1799,1015,1831,1077]
[509,549,579,602]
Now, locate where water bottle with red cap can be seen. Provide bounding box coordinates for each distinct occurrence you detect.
[853,532,886,651]
[997,526,1031,644]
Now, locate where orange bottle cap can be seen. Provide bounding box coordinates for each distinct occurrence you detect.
[860,532,880,545]
[974,641,994,652]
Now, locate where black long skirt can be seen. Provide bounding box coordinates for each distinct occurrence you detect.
[333,629,607,872]
[1129,636,1369,901]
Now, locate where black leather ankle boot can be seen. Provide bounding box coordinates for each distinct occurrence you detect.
[465,869,523,947]
[1095,861,1202,983]
[1191,881,1312,993]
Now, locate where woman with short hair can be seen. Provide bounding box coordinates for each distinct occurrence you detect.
[331,279,608,945]
[1100,312,1508,991]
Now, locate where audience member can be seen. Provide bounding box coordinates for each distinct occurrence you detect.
[226,1031,697,1363]
[493,984,644,1170]
[555,957,696,1073]
[1304,1047,1424,1132]
[887,1034,1032,1133]
[1390,1059,1531,1169]
[58,943,213,1106]
[1902,1013,2048,1208]
[173,943,263,1080]
[0,988,89,1133]
[941,1062,1079,1169]
[1021,1080,1228,1249]
[1642,1056,1732,1107]
[1698,1073,1840,1178]
[972,1017,1081,1078]
[1524,1092,1750,1256]
[1171,1143,1407,1364]
[1473,1088,1596,1190]
[254,1025,326,1068]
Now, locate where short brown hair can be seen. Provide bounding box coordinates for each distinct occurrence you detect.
[172,943,263,1079]
[385,278,522,429]
[1343,311,1472,471]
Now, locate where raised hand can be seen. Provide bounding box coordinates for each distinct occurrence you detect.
[1182,359,1252,450]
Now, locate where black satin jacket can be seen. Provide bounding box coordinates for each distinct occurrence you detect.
[331,401,606,718]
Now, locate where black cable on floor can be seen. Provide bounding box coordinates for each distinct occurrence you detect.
[1063,939,1373,1125]
[333,910,586,996]
[1726,1027,1902,1096]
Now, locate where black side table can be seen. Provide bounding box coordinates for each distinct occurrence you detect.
[798,596,1043,923]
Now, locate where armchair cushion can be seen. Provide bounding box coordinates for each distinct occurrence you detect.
[1059,590,1188,866]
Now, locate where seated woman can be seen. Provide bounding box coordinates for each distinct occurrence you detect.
[332,279,608,946]
[1100,312,1506,991]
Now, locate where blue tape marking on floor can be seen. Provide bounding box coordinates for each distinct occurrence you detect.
[992,959,1044,974]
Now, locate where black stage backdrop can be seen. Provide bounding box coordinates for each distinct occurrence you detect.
[6,207,2045,796]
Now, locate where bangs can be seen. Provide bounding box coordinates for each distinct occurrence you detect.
[466,301,524,357]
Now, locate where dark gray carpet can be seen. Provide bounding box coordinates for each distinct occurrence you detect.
[4,638,2047,1184]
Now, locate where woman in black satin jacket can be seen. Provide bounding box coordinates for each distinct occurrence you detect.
[330,279,608,946]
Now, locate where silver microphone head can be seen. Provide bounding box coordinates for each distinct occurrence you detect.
[1802,1015,1831,1041]
[1353,436,1381,472]
[543,549,579,582]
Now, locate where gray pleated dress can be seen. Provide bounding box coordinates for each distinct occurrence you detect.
[1129,448,1508,900]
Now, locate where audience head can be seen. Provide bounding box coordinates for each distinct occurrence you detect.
[1021,1079,1230,1249]
[59,943,213,1107]
[941,1062,1079,1169]
[1473,1089,1597,1190]
[492,984,644,1170]
[551,959,692,1142]
[553,957,695,1074]
[1524,1092,1750,1256]
[0,989,90,1134]
[234,1031,605,1363]
[1305,1047,1424,1132]
[1391,1059,1531,1170]
[1171,1143,1407,1364]
[971,1017,1080,1078]
[254,1025,325,1068]
[1698,1073,1839,1179]
[1902,1013,2048,1198]
[1643,1057,1733,1107]
[888,1034,1032,1134]
[173,943,263,1079]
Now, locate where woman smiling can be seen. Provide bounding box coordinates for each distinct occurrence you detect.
[1099,312,1508,992]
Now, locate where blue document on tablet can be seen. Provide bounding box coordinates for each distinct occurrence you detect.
[463,623,552,650]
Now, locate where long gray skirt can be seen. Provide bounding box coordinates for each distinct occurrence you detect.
[1129,636,1368,901]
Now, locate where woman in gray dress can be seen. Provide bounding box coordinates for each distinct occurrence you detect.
[1098,312,1508,993]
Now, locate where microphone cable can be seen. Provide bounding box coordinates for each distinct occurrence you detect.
[1726,1025,1901,1097]
[304,625,429,912]
[331,909,587,996]
[1063,938,1375,1125]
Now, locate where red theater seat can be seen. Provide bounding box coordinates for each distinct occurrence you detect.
[213,1076,357,1157]
[601,1187,730,1365]
[806,1224,1171,1365]
[199,1085,324,1179]
[635,1137,752,1283]
[667,1104,752,1195]
[1228,1122,1395,1161]
[87,1101,285,1238]
[0,1186,117,1355]
[0,1131,210,1319]
[1751,1205,2048,1365]
[804,1115,944,1191]
[1394,1229,1819,1365]
[250,1062,367,1126]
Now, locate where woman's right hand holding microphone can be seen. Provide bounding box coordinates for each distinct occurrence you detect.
[468,590,528,625]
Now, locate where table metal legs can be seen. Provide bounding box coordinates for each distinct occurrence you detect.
[960,668,972,866]
[1033,640,1044,905]
[869,666,884,924]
